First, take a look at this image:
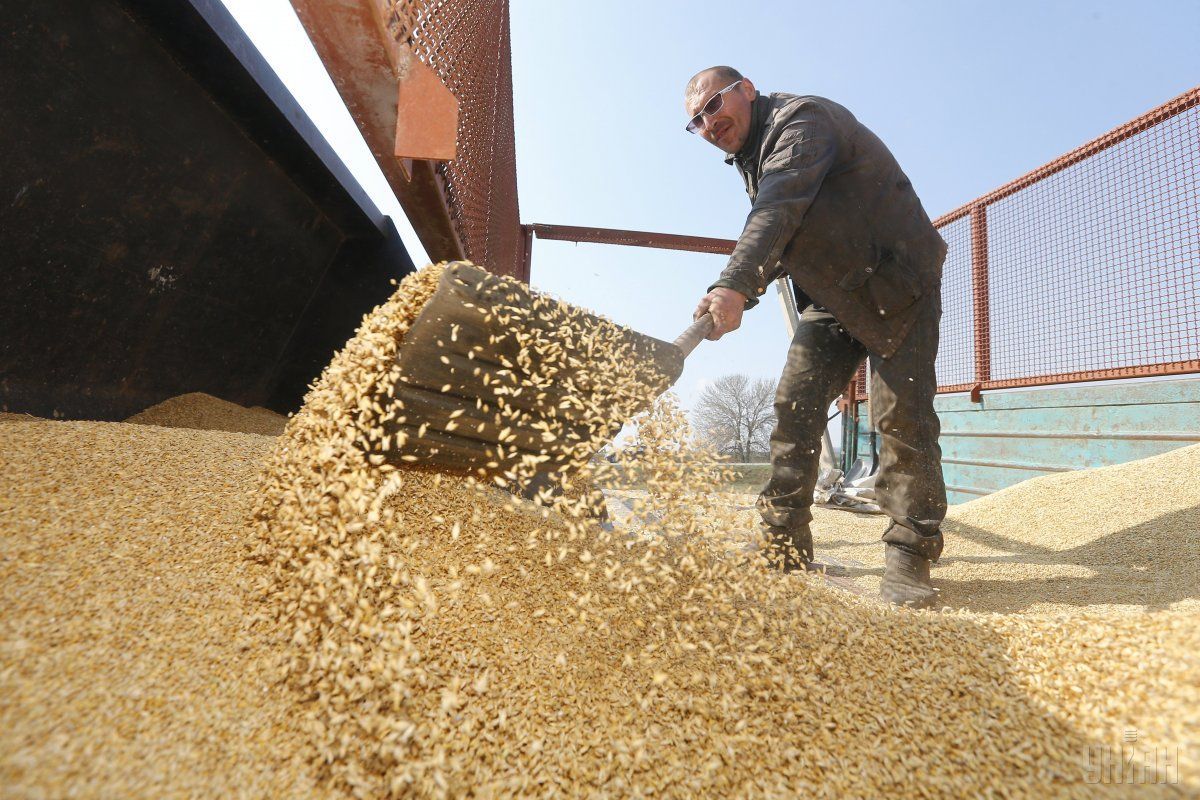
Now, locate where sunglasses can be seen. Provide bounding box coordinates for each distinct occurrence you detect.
[685,80,743,134]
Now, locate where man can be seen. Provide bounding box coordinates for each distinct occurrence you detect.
[686,66,948,608]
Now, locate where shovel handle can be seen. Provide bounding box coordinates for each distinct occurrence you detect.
[673,313,715,358]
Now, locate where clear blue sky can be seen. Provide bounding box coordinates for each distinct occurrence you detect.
[511,0,1199,410]
[221,0,1198,411]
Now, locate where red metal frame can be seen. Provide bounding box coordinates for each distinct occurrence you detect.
[937,360,1200,394]
[527,223,736,256]
[291,0,522,277]
[968,203,990,395]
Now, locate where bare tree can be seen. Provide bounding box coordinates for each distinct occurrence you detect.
[693,374,777,462]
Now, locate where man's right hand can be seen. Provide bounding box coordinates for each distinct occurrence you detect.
[694,287,748,341]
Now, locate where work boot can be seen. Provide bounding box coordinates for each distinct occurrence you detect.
[748,524,849,577]
[880,543,939,609]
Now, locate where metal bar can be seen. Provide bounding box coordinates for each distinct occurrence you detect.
[945,484,991,497]
[937,383,984,394]
[938,361,1200,394]
[530,223,736,255]
[840,378,859,473]
[520,223,534,283]
[939,430,1200,442]
[400,160,467,261]
[933,206,973,228]
[932,86,1200,227]
[775,277,799,338]
[940,457,1075,473]
[977,361,1200,390]
[394,53,459,161]
[969,203,990,388]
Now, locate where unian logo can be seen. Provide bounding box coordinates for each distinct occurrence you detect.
[1085,730,1184,785]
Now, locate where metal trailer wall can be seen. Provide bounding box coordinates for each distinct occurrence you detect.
[853,378,1200,505]
[0,0,415,420]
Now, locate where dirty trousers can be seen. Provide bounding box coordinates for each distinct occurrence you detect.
[756,298,947,560]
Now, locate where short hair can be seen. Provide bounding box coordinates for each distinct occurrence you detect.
[685,66,744,99]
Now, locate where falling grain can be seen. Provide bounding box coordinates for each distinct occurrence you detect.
[2,262,1196,800]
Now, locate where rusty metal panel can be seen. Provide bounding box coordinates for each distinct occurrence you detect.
[394,56,459,161]
[291,0,523,275]
[1,0,415,420]
[290,0,466,263]
[383,0,522,277]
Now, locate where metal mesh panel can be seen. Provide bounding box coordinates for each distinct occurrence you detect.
[385,0,522,277]
[934,215,975,387]
[854,363,867,397]
[984,105,1200,381]
[922,87,1200,393]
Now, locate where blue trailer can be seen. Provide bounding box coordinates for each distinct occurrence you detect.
[848,377,1200,504]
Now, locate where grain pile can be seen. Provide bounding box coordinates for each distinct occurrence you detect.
[759,443,1200,615]
[0,422,332,798]
[3,262,1197,797]
[249,263,1198,797]
[127,391,287,436]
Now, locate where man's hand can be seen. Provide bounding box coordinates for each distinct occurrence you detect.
[693,287,748,341]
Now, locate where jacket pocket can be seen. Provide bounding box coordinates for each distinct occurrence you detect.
[837,251,923,319]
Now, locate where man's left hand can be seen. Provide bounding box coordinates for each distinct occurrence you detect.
[694,287,748,340]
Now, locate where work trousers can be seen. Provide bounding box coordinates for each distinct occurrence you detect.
[756,296,947,560]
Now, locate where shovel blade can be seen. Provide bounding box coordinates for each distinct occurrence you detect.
[383,262,683,478]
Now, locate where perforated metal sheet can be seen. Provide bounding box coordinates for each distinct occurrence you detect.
[384,0,523,277]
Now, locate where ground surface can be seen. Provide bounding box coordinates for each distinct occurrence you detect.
[606,445,1200,617]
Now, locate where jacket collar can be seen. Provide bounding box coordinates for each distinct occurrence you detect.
[724,92,769,168]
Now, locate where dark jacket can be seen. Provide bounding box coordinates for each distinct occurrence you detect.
[711,93,946,358]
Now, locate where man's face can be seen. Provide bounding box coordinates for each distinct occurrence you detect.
[684,74,756,154]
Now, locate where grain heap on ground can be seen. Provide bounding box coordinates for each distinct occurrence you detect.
[724,443,1200,616]
[2,262,1197,798]
[127,391,287,436]
[251,263,1199,797]
[0,422,332,798]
